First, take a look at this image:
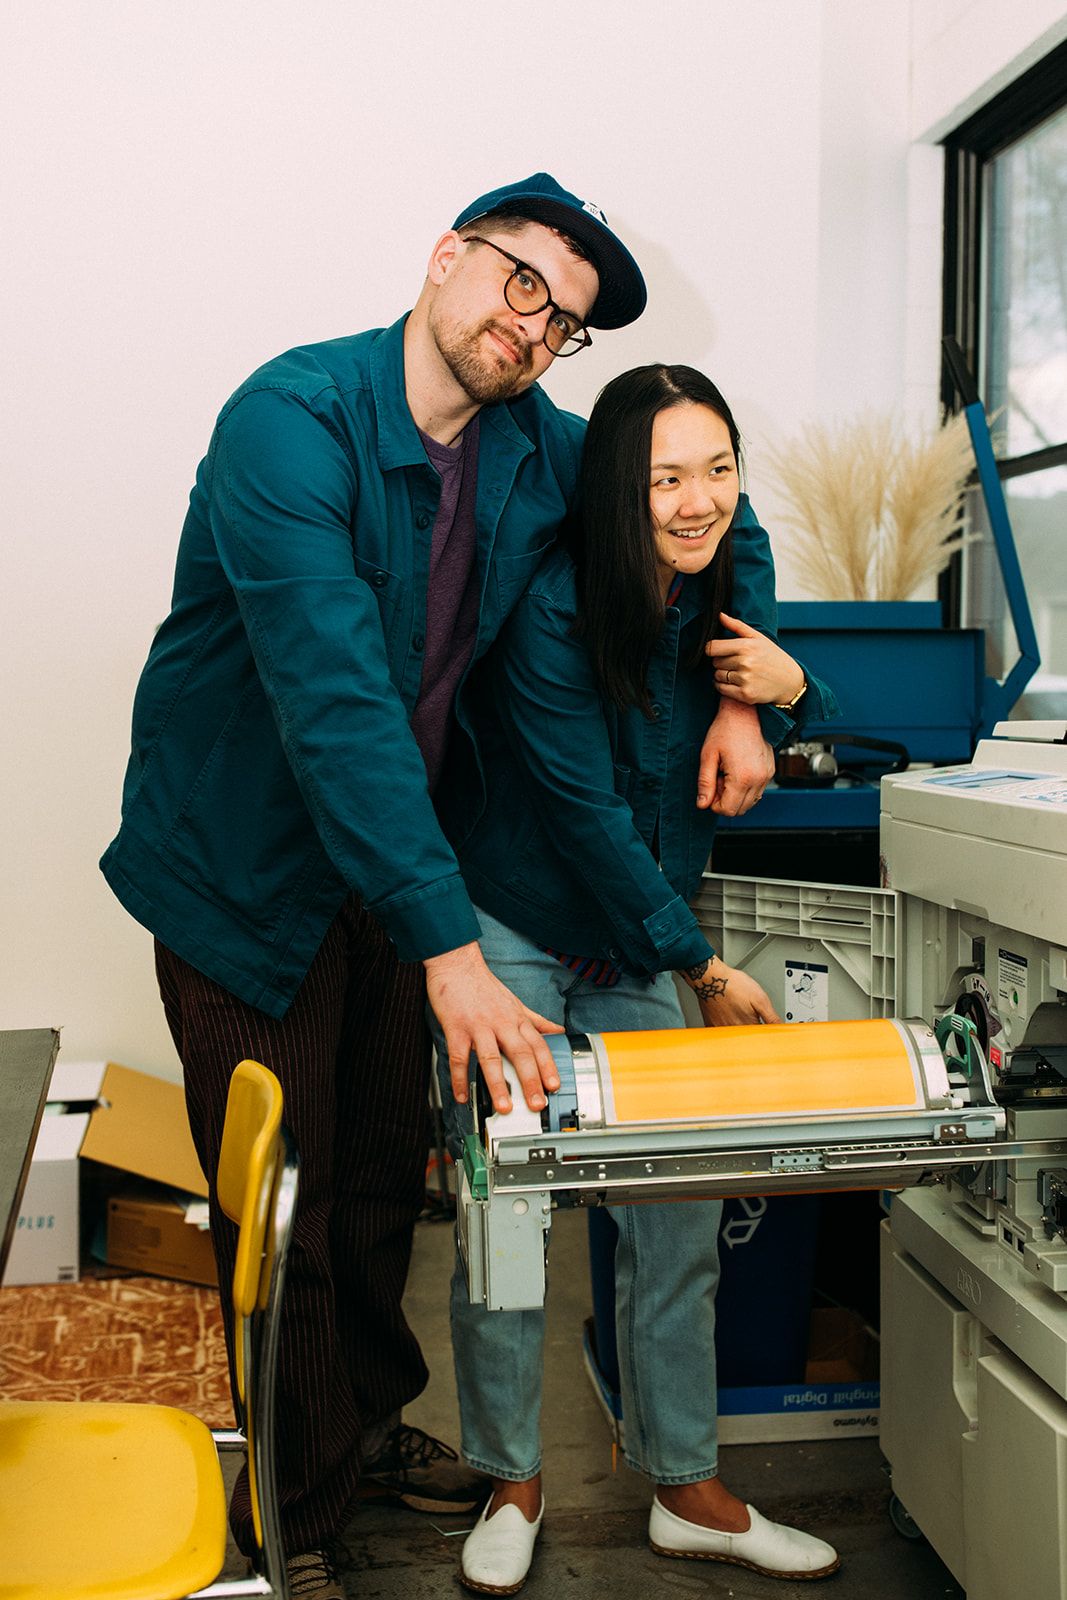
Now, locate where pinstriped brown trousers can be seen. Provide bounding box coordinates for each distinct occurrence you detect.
[155,895,431,1555]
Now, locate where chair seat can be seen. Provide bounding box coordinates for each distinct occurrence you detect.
[0,1399,228,1600]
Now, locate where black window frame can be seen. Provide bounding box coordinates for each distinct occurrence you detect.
[940,36,1067,623]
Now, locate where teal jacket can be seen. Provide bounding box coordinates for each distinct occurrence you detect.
[438,522,838,977]
[101,317,782,1016]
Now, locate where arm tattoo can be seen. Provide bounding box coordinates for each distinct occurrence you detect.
[683,960,729,1002]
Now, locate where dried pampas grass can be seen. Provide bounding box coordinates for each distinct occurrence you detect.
[763,412,977,601]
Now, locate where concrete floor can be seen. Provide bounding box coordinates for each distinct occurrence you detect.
[227,1208,966,1598]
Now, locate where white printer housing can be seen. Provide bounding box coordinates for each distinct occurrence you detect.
[878,725,1067,1600]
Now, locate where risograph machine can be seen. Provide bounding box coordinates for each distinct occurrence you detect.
[456,722,1067,1600]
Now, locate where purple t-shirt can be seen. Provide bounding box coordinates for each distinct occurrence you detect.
[409,416,482,791]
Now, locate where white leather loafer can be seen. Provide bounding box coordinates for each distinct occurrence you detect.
[649,1496,840,1580]
[460,1496,545,1594]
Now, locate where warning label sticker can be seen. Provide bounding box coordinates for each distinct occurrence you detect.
[997,948,1028,1015]
[784,961,830,1023]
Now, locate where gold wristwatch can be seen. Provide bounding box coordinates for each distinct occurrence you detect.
[774,677,807,712]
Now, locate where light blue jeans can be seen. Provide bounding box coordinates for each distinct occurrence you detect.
[432,905,722,1485]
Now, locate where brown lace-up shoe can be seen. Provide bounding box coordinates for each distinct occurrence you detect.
[286,1546,346,1599]
[362,1423,490,1514]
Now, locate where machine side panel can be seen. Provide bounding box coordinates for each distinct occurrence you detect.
[891,1187,1067,1403]
[879,1220,974,1589]
[483,1188,551,1312]
[882,815,1067,949]
[962,1347,1067,1600]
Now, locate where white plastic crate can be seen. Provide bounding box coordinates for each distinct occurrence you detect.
[691,872,900,1022]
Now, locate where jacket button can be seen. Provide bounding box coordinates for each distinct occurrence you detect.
[416,511,432,530]
[608,948,620,960]
[371,570,388,588]
[650,703,662,720]
[640,776,658,790]
[412,634,425,652]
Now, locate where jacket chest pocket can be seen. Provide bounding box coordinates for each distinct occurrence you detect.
[493,540,556,618]
[354,553,404,651]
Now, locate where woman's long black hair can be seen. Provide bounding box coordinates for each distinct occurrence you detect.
[568,364,742,715]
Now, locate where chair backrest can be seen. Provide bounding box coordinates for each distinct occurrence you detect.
[218,1060,283,1313]
[217,1059,299,1585]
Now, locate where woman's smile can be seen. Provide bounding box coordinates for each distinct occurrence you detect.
[666,522,714,540]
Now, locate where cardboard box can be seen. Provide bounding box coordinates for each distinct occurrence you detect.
[717,1308,880,1443]
[81,1063,208,1198]
[2,1060,107,1286]
[582,1307,880,1448]
[2,1059,208,1287]
[106,1189,217,1287]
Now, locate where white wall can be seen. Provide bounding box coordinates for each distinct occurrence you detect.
[1,0,1063,1078]
[911,0,1067,140]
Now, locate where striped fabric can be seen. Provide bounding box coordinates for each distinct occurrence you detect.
[542,947,623,987]
[542,574,685,988]
[155,894,431,1555]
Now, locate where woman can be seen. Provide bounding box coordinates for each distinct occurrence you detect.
[433,365,840,1592]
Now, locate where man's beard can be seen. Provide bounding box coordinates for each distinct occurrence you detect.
[433,314,536,405]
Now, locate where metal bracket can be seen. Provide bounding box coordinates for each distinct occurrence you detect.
[491,1134,1064,1200]
[771,1149,824,1170]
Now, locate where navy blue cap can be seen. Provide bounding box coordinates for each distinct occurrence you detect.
[452,172,646,331]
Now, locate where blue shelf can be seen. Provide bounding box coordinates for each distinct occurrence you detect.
[719,785,881,832]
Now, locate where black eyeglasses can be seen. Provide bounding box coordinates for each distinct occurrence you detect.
[464,235,593,358]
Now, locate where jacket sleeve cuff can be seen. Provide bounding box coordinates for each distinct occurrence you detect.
[792,668,841,728]
[757,659,841,747]
[641,895,716,973]
[373,875,482,963]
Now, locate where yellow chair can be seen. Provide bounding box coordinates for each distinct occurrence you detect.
[0,1059,299,1599]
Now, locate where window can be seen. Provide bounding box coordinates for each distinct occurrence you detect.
[942,41,1067,711]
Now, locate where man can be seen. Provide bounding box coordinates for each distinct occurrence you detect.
[101,173,777,1594]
